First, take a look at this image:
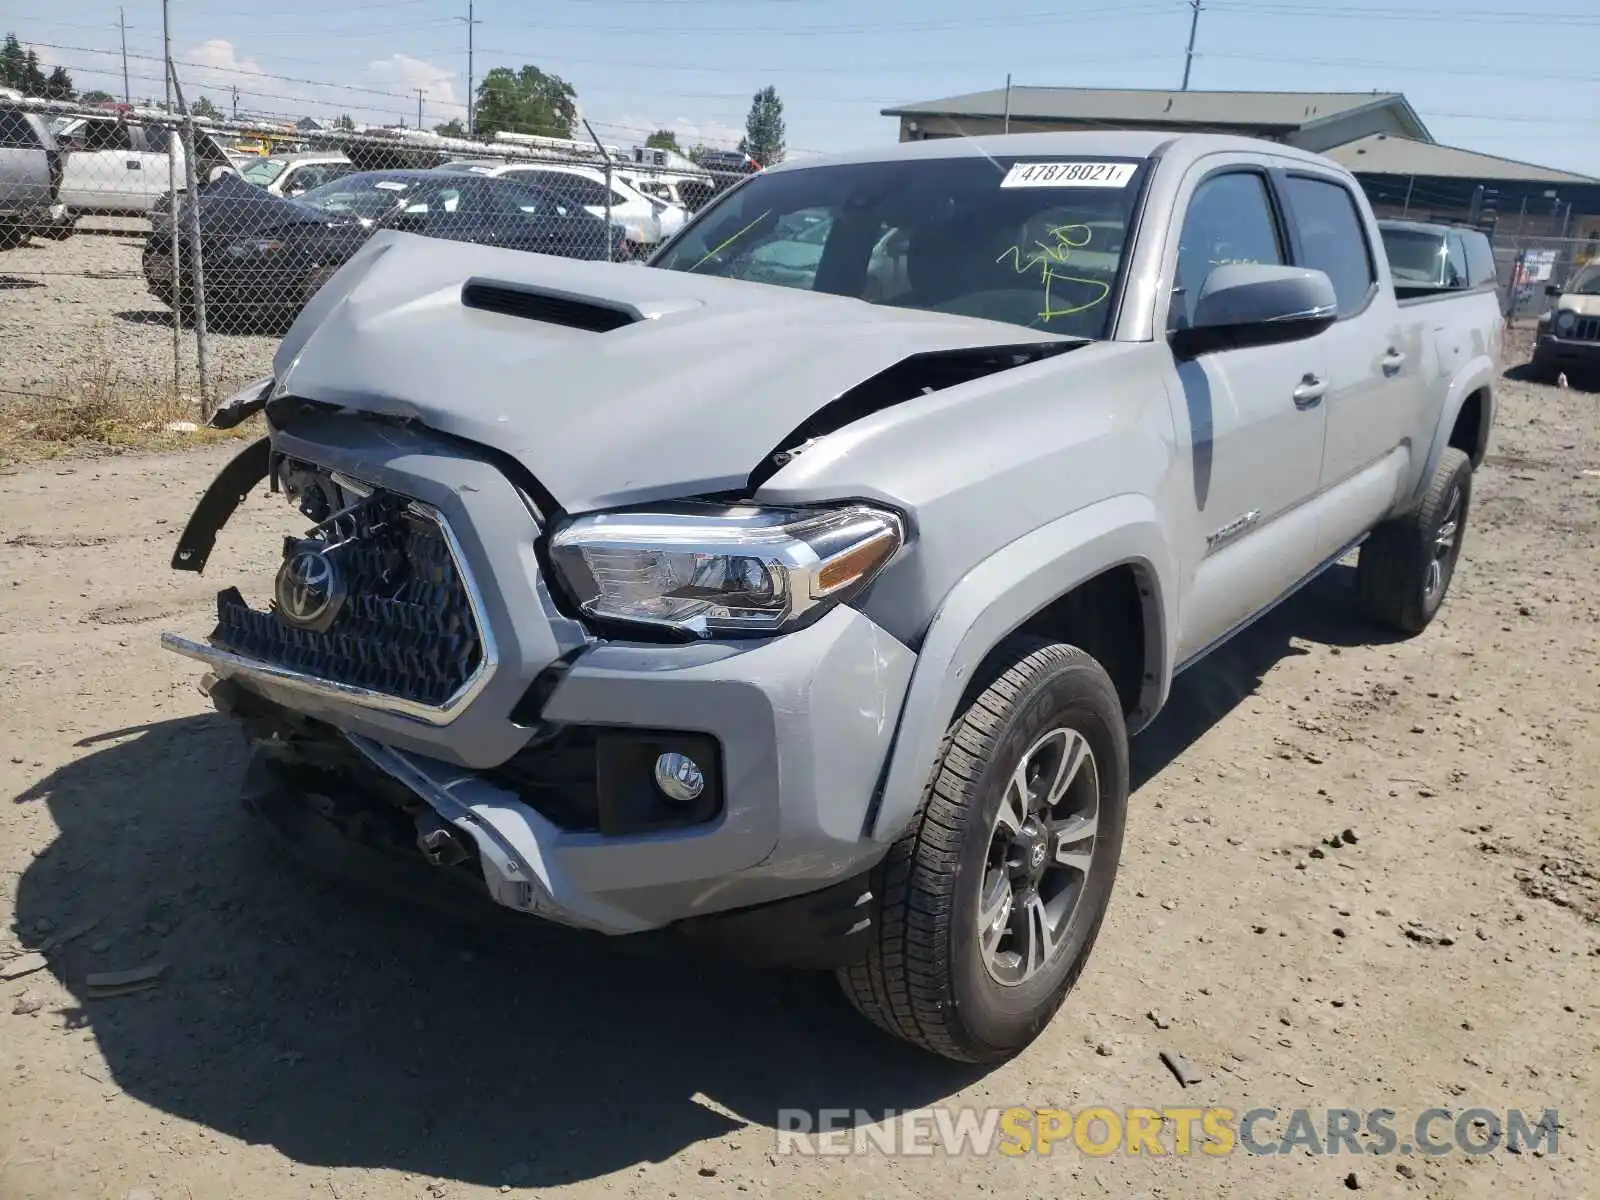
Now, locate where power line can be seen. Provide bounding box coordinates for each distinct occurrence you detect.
[1198,50,1600,82]
[1205,1,1600,22]
[490,3,1184,36]
[31,41,419,101]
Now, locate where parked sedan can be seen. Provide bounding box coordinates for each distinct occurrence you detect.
[144,169,623,327]
[237,152,357,199]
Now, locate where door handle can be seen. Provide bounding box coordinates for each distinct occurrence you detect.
[1292,373,1327,409]
[1381,348,1406,375]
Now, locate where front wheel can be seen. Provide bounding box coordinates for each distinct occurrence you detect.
[838,638,1129,1062]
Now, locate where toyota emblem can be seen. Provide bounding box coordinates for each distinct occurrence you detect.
[274,544,345,632]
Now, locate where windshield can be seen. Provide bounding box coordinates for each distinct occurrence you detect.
[650,155,1148,338]
[240,157,289,187]
[1380,228,1447,284]
[1568,262,1600,296]
[295,172,434,220]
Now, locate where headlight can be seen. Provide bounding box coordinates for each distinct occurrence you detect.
[225,238,286,258]
[1554,310,1576,335]
[548,502,904,637]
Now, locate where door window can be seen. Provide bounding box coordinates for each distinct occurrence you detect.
[1172,171,1284,331]
[1284,175,1376,315]
[78,119,133,152]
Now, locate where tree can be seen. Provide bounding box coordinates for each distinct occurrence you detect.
[21,49,47,96]
[433,118,467,138]
[333,113,356,132]
[190,95,222,120]
[0,36,49,95]
[81,88,115,104]
[474,65,577,140]
[738,85,785,167]
[0,36,23,91]
[645,129,681,154]
[42,64,73,101]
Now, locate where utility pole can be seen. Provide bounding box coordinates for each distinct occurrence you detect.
[1002,73,1012,134]
[231,84,238,119]
[458,1,482,137]
[118,7,131,103]
[415,87,426,129]
[161,0,172,112]
[1181,0,1202,91]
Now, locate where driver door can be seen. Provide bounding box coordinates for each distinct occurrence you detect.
[1164,165,1331,664]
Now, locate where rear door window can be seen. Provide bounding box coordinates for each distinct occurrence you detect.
[1284,175,1376,316]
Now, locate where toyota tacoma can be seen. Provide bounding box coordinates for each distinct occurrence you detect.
[163,132,1501,1062]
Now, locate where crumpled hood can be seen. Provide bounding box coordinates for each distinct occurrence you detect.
[272,231,1070,512]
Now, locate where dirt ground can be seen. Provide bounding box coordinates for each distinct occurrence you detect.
[0,349,1596,1200]
[0,224,277,402]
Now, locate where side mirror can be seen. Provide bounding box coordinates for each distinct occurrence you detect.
[1171,263,1338,359]
[1545,283,1562,297]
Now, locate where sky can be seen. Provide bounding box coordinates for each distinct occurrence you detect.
[7,0,1599,176]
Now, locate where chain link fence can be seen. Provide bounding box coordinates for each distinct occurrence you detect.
[2,91,757,421]
[1489,235,1600,324]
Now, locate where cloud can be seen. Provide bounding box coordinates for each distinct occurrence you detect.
[367,53,463,123]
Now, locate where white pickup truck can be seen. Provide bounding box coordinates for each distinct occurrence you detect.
[166,131,1502,1062]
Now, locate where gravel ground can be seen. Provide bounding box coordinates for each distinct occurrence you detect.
[0,224,277,402]
[0,340,1596,1200]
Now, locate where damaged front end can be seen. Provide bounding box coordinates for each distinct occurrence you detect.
[156,235,1073,961]
[159,403,913,965]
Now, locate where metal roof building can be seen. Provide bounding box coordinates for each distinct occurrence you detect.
[881,86,1599,242]
[881,87,1431,153]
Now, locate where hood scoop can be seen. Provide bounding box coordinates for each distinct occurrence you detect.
[461,280,641,333]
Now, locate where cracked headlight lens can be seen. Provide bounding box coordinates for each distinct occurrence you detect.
[548,502,904,637]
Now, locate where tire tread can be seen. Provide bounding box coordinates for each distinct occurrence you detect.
[839,638,1113,1062]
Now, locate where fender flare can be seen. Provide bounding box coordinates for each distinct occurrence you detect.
[864,493,1175,844]
[1409,357,1495,508]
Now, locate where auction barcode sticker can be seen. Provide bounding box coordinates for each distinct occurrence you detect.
[1000,161,1137,189]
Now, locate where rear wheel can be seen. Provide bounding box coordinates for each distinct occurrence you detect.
[1355,446,1472,634]
[838,638,1129,1062]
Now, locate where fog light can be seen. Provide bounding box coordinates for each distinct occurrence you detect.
[653,752,705,804]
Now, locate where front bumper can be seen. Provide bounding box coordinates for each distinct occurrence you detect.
[1533,333,1600,370]
[162,412,916,949]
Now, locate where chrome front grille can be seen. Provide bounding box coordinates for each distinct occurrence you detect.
[208,489,485,711]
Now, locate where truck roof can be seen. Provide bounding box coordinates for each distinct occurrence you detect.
[771,131,1350,173]
[765,130,1354,175]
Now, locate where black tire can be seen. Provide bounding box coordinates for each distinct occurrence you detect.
[838,638,1129,1062]
[0,224,28,251]
[1355,446,1472,635]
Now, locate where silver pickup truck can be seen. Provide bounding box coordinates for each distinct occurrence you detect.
[163,131,1501,1063]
